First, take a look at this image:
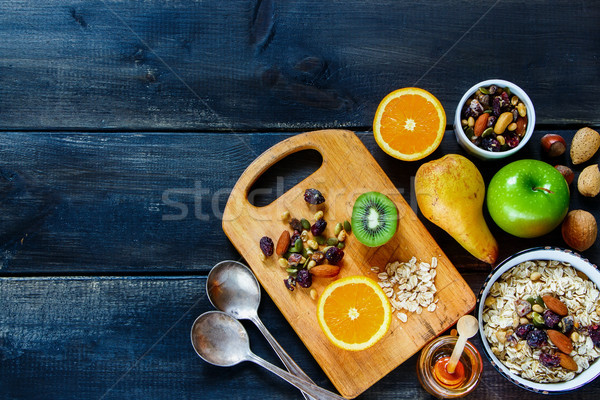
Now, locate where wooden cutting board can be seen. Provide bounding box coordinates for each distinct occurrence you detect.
[222,129,475,398]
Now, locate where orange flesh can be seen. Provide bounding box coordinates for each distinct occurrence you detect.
[322,283,385,344]
[379,94,440,154]
[433,356,466,388]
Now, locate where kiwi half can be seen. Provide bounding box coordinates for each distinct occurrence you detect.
[351,191,398,247]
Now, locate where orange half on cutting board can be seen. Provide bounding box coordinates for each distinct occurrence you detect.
[317,275,392,351]
[373,87,446,161]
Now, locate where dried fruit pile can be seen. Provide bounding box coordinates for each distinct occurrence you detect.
[461,84,528,152]
[258,188,351,292]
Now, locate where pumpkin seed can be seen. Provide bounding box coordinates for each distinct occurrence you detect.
[327,237,339,246]
[300,218,311,230]
[334,223,343,236]
[482,127,494,138]
[479,86,490,95]
[343,220,351,233]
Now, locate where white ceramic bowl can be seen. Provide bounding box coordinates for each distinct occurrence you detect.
[476,247,600,393]
[454,79,535,160]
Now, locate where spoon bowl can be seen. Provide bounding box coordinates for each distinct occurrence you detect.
[207,260,261,320]
[191,311,249,367]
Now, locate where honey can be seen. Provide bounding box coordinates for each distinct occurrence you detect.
[417,336,482,398]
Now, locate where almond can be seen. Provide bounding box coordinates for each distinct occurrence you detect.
[473,113,489,137]
[515,116,528,136]
[547,330,573,354]
[557,352,578,371]
[276,231,290,256]
[542,295,568,316]
[309,264,340,277]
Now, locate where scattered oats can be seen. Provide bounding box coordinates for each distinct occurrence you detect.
[376,257,438,322]
[482,259,600,383]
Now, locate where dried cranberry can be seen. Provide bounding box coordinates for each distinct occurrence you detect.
[289,218,303,231]
[539,352,561,368]
[492,96,502,116]
[515,323,534,339]
[501,91,510,104]
[588,324,600,347]
[527,328,548,349]
[288,253,303,267]
[284,276,296,291]
[259,236,274,256]
[543,310,561,329]
[310,251,325,265]
[304,189,325,205]
[311,219,327,236]
[296,269,312,288]
[325,247,344,265]
[505,134,520,148]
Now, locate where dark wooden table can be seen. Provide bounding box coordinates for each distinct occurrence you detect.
[1,1,599,399]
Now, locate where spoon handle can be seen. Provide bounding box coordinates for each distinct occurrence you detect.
[447,335,467,374]
[246,352,345,400]
[252,316,318,400]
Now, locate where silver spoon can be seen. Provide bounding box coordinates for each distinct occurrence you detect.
[191,311,344,400]
[207,260,318,400]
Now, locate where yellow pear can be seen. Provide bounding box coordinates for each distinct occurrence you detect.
[415,154,498,264]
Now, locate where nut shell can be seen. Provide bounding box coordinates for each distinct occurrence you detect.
[577,164,600,197]
[570,127,600,165]
[562,210,597,252]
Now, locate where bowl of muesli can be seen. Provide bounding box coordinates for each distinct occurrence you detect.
[477,247,600,393]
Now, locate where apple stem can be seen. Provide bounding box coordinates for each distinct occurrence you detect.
[532,187,554,194]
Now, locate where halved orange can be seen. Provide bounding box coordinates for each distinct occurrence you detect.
[317,276,391,351]
[373,87,446,161]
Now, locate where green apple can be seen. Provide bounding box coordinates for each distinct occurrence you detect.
[487,159,569,238]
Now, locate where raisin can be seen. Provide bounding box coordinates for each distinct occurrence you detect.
[539,352,561,368]
[515,323,534,339]
[289,218,303,231]
[526,328,548,349]
[296,269,312,288]
[482,137,501,152]
[290,230,301,245]
[505,134,520,148]
[561,316,574,334]
[311,219,327,236]
[543,310,561,329]
[284,276,296,291]
[325,247,344,265]
[588,324,600,347]
[469,99,484,118]
[259,236,274,256]
[304,189,325,205]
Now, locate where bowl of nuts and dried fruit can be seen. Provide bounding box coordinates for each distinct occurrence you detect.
[477,247,600,393]
[454,79,535,159]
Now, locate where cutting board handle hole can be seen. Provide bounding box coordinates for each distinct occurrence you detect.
[247,149,322,207]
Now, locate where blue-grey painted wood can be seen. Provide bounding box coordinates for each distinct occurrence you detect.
[0,1,598,130]
[1,275,599,399]
[0,130,598,274]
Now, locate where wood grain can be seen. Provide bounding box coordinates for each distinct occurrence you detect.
[1,275,600,399]
[0,130,598,275]
[0,1,598,130]
[222,130,475,398]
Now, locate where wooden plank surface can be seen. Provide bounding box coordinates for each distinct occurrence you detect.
[0,130,598,275]
[0,1,598,130]
[1,275,599,400]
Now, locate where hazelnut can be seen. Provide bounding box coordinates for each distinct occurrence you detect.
[541,134,567,157]
[562,210,597,252]
[555,165,575,185]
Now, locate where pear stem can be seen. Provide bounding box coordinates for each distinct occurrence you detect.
[532,187,553,194]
